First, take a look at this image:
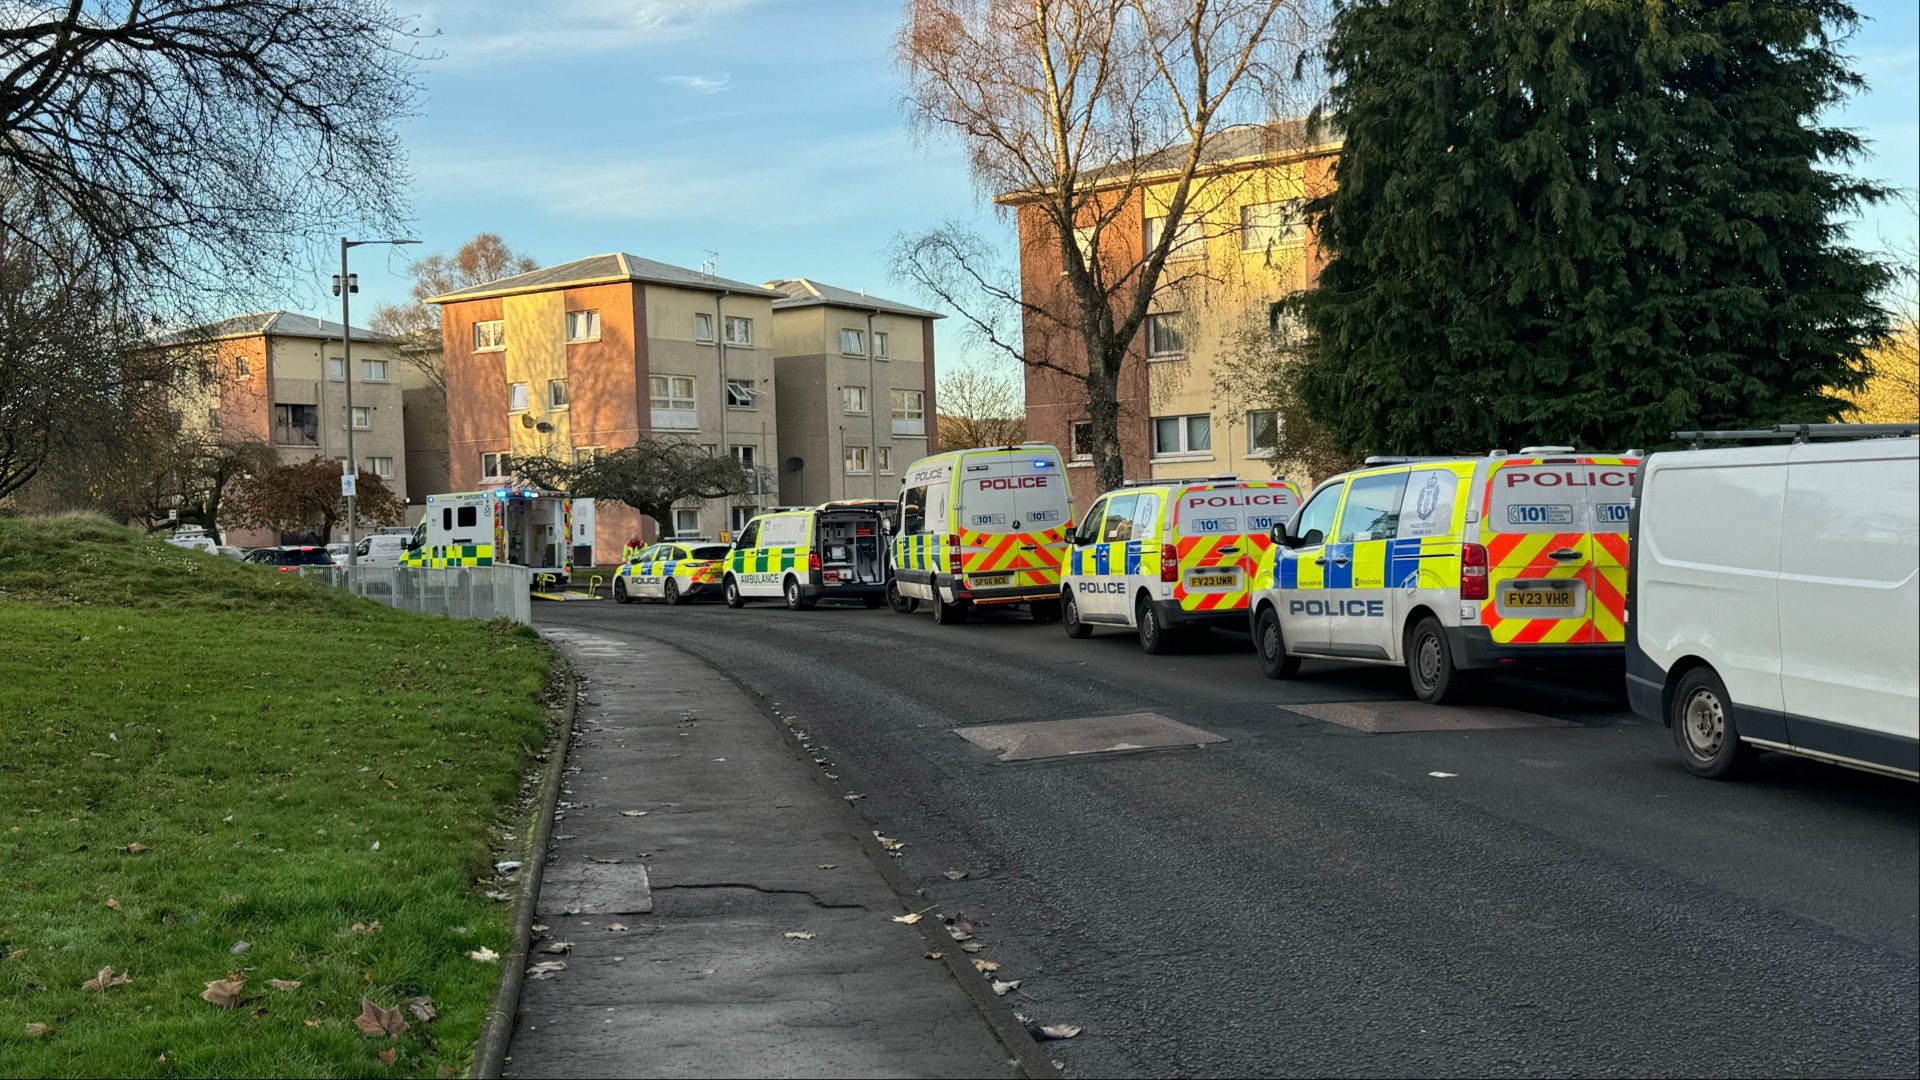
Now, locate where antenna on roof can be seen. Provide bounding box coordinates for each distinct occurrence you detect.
[701,250,719,277]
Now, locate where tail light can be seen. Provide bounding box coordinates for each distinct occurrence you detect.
[1461,543,1489,601]
[809,552,821,571]
[948,535,963,575]
[1161,543,1178,583]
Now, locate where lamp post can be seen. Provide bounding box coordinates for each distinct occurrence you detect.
[336,237,420,566]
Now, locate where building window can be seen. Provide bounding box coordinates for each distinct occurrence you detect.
[890,389,925,436]
[726,379,756,408]
[1247,410,1281,455]
[650,375,697,429]
[208,407,221,430]
[236,358,251,378]
[566,310,600,342]
[873,331,890,359]
[367,456,395,479]
[274,403,320,446]
[362,358,389,382]
[481,451,513,479]
[473,320,506,351]
[672,508,700,537]
[842,385,868,414]
[844,445,870,474]
[731,444,756,468]
[724,316,752,346]
[549,379,568,409]
[573,446,604,464]
[694,313,715,343]
[509,382,530,412]
[878,447,893,474]
[1147,314,1185,358]
[328,356,345,380]
[351,406,371,430]
[1144,214,1203,259]
[1071,422,1093,461]
[730,505,757,532]
[840,328,865,355]
[1241,199,1305,250]
[1153,413,1212,456]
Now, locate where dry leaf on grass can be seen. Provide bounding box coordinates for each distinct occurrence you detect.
[121,843,147,854]
[304,1018,324,1028]
[25,1022,51,1036]
[347,921,381,934]
[201,971,248,1008]
[526,961,567,980]
[377,1047,398,1066]
[991,979,1021,996]
[1039,1024,1082,1040]
[354,997,409,1038]
[971,959,1000,973]
[105,898,122,910]
[229,940,251,954]
[408,996,436,1023]
[467,947,499,963]
[783,931,814,940]
[943,869,968,881]
[891,913,922,925]
[82,965,133,991]
[267,979,302,991]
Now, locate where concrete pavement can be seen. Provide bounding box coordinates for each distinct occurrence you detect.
[502,626,1020,1079]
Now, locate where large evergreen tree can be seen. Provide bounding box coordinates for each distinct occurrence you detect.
[1296,0,1892,455]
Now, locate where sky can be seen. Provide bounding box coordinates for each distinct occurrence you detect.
[293,0,1920,373]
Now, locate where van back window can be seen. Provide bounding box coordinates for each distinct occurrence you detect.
[457,506,478,528]
[1487,463,1636,534]
[959,453,1068,534]
[1175,485,1298,536]
[690,545,730,561]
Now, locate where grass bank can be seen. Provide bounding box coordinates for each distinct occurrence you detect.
[0,515,555,1077]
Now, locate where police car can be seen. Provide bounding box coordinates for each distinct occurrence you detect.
[613,539,730,605]
[1249,448,1640,703]
[1060,476,1300,653]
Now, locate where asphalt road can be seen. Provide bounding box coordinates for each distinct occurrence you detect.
[539,595,1919,1079]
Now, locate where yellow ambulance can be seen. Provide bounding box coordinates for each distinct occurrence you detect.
[889,444,1072,624]
[721,502,894,610]
[1060,476,1302,653]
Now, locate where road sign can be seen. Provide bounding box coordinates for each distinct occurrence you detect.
[341,473,357,497]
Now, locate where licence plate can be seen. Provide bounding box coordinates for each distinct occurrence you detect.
[1186,572,1236,588]
[1504,589,1575,608]
[971,574,1011,588]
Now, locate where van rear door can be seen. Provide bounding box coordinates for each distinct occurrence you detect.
[956,450,1069,592]
[1172,483,1299,615]
[1482,457,1637,644]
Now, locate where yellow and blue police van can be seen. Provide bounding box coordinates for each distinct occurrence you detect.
[401,488,581,580]
[1249,447,1640,703]
[889,444,1072,625]
[722,501,894,610]
[1061,476,1302,653]
[613,539,730,604]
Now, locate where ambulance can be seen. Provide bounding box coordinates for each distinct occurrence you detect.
[1248,448,1640,703]
[1060,476,1301,653]
[612,539,730,604]
[889,444,1072,624]
[721,501,894,609]
[400,488,580,581]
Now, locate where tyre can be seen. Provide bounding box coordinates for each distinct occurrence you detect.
[931,585,969,625]
[1254,606,1300,679]
[1062,591,1092,639]
[861,594,884,609]
[1406,616,1475,705]
[784,575,815,611]
[1669,666,1760,779]
[723,576,745,609]
[613,577,632,604]
[1137,595,1176,655]
[662,579,683,606]
[886,579,919,615]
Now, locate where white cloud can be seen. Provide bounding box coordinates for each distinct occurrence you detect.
[662,73,732,95]
[415,0,765,65]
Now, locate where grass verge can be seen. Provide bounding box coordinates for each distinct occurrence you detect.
[0,515,555,1077]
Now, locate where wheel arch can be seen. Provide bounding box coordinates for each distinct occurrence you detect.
[1400,604,1442,663]
[1658,655,1718,729]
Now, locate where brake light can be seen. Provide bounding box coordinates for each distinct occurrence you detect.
[1161,543,1178,583]
[1461,543,1489,601]
[809,552,821,571]
[948,535,963,575]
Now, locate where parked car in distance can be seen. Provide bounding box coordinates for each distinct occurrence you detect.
[353,533,412,568]
[215,546,246,559]
[243,546,337,573]
[164,530,217,554]
[1627,433,1919,781]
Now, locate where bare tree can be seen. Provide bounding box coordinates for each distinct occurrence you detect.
[1212,306,1358,486]
[0,1,422,313]
[937,365,1028,449]
[514,441,756,536]
[893,0,1326,492]
[369,233,539,395]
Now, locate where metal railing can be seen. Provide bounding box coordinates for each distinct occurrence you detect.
[299,565,534,624]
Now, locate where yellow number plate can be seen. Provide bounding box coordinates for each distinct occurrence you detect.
[1505,589,1575,608]
[971,574,1012,588]
[1186,572,1236,588]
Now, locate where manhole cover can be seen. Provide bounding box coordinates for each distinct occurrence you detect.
[955,712,1225,762]
[1286,701,1569,733]
[536,860,653,916]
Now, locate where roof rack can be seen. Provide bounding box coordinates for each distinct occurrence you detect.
[1363,455,1454,465]
[1674,423,1919,449]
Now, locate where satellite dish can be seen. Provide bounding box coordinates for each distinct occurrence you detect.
[519,413,535,429]
[785,456,804,472]
[535,421,554,433]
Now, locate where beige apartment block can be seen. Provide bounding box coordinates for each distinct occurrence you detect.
[765,279,942,505]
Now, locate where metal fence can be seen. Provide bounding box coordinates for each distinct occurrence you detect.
[299,565,534,624]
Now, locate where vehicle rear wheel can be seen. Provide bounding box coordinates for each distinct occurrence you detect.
[723,576,745,609]
[784,575,815,611]
[1030,598,1062,623]
[1669,666,1760,780]
[931,586,969,625]
[886,580,919,615]
[1062,591,1092,639]
[613,577,632,605]
[662,579,683,606]
[1255,606,1300,679]
[1137,595,1176,655]
[1406,616,1474,705]
[861,594,884,609]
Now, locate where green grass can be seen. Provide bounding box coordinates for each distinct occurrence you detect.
[0,515,555,1078]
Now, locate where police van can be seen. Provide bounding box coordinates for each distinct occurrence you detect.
[613,539,730,604]
[889,444,1072,624]
[400,488,581,580]
[722,501,894,610]
[1248,448,1640,703]
[1061,476,1301,653]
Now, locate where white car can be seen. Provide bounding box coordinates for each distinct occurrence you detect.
[1627,431,1918,780]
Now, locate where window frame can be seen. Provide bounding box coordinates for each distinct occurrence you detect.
[1147,313,1185,358]
[1151,413,1213,457]
[565,309,601,343]
[842,385,869,414]
[367,456,395,480]
[1070,422,1094,462]
[671,508,701,537]
[509,382,530,413]
[650,375,698,430]
[481,451,513,479]
[327,356,345,381]
[350,406,372,430]
[1240,199,1306,251]
[873,331,890,359]
[1144,213,1205,261]
[473,320,506,352]
[1246,409,1281,456]
[693,312,715,344]
[844,444,871,475]
[361,358,389,382]
[723,315,752,347]
[548,379,568,409]
[890,389,925,436]
[877,447,893,474]
[840,328,865,356]
[725,378,755,409]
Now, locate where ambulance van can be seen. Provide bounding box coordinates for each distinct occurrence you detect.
[400,488,577,580]
[722,501,894,610]
[1060,476,1301,653]
[1248,448,1640,703]
[890,444,1073,624]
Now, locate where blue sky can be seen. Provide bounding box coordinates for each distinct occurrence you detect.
[299,0,1920,372]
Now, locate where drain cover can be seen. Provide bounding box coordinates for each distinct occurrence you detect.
[955,712,1225,762]
[1286,701,1568,733]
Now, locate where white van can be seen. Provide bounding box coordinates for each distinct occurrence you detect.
[353,533,411,567]
[1627,433,1919,780]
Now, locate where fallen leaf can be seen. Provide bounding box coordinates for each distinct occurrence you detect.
[407,996,436,1023]
[105,898,122,910]
[1428,771,1458,778]
[539,941,571,954]
[782,931,814,940]
[526,961,566,980]
[943,869,969,881]
[891,913,922,925]
[377,1047,398,1066]
[843,792,864,801]
[872,832,905,851]
[971,959,1000,973]
[1039,1023,1082,1040]
[25,1022,51,1037]
[531,924,549,932]
[991,979,1021,996]
[946,925,974,942]
[354,997,409,1038]
[229,940,251,954]
[923,951,944,959]
[82,966,133,991]
[620,810,648,817]
[348,921,381,934]
[585,856,623,864]
[467,946,499,963]
[608,924,628,932]
[201,971,248,1008]
[817,864,837,870]
[122,843,147,854]
[304,1018,323,1028]
[267,979,302,991]
[961,942,986,954]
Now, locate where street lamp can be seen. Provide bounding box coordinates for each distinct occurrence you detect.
[335,237,420,567]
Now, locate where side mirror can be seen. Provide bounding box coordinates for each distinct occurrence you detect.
[1271,521,1303,549]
